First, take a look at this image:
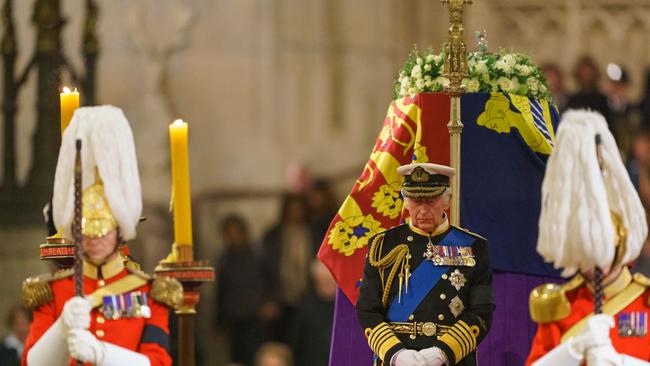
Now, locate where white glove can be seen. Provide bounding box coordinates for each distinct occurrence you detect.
[622,355,650,366]
[67,328,151,366]
[531,314,615,366]
[568,314,615,358]
[67,328,105,364]
[393,349,428,366]
[61,296,92,331]
[419,347,448,365]
[586,344,623,366]
[26,318,69,366]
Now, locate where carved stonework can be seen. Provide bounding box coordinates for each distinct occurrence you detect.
[488,0,650,98]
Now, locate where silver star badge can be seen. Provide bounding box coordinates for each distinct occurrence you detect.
[448,269,466,291]
[449,296,465,318]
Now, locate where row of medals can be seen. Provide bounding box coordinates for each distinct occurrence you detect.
[102,291,152,320]
[423,242,476,267]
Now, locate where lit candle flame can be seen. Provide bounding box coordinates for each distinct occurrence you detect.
[63,86,71,93]
[173,119,185,125]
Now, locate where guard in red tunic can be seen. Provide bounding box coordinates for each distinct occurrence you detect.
[526,110,650,366]
[21,106,183,366]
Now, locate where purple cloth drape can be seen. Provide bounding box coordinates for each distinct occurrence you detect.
[328,271,559,366]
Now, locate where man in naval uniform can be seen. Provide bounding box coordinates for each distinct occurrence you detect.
[356,163,495,366]
[21,106,183,366]
[526,110,650,366]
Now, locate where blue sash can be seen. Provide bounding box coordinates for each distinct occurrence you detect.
[387,228,476,322]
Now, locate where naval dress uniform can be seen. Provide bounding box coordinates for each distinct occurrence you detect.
[526,267,650,365]
[21,256,183,366]
[356,216,494,366]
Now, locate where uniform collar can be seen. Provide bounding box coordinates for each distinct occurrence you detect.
[586,266,632,299]
[83,255,124,280]
[408,213,450,238]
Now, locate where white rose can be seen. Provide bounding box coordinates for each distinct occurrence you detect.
[426,54,435,63]
[435,76,450,88]
[466,78,480,93]
[509,77,521,93]
[416,57,423,65]
[425,80,433,88]
[515,64,532,76]
[526,77,539,92]
[401,80,410,92]
[434,54,443,64]
[502,54,516,67]
[415,78,425,89]
[399,86,407,96]
[407,87,417,96]
[411,65,422,77]
[424,63,432,72]
[495,59,512,74]
[497,76,512,91]
[474,60,488,75]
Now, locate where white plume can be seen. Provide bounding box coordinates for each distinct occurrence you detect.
[537,110,647,277]
[53,105,142,240]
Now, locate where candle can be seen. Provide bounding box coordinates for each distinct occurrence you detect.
[60,87,80,135]
[169,119,193,248]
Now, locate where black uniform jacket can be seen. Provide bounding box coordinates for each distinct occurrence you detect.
[356,220,495,366]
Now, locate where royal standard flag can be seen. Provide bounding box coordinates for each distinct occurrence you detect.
[318,92,560,306]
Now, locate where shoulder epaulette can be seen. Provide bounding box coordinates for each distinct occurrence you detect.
[150,276,184,310]
[529,275,584,324]
[22,269,74,309]
[633,272,650,287]
[125,265,152,281]
[632,273,650,306]
[451,225,486,241]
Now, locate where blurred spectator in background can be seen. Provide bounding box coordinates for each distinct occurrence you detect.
[568,56,613,135]
[286,162,313,194]
[261,193,314,342]
[255,342,293,366]
[605,63,634,158]
[0,305,31,366]
[306,179,339,253]
[541,63,568,112]
[627,126,650,205]
[214,214,265,366]
[639,69,650,127]
[289,260,336,366]
[629,127,650,277]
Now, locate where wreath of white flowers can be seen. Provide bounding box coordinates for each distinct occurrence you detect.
[393,47,552,101]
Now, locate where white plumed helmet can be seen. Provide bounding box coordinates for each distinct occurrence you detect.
[53,105,142,241]
[537,110,647,277]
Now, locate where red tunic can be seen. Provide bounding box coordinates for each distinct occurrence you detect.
[526,278,650,365]
[22,259,172,366]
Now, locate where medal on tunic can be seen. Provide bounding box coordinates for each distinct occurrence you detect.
[618,312,647,337]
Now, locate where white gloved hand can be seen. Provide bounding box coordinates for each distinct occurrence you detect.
[568,314,615,358]
[61,296,92,331]
[393,349,428,366]
[67,328,106,364]
[586,344,623,366]
[419,347,448,366]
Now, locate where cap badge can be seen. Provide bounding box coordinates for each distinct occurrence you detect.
[411,167,429,182]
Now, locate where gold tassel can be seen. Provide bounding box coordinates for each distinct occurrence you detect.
[398,272,404,303]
